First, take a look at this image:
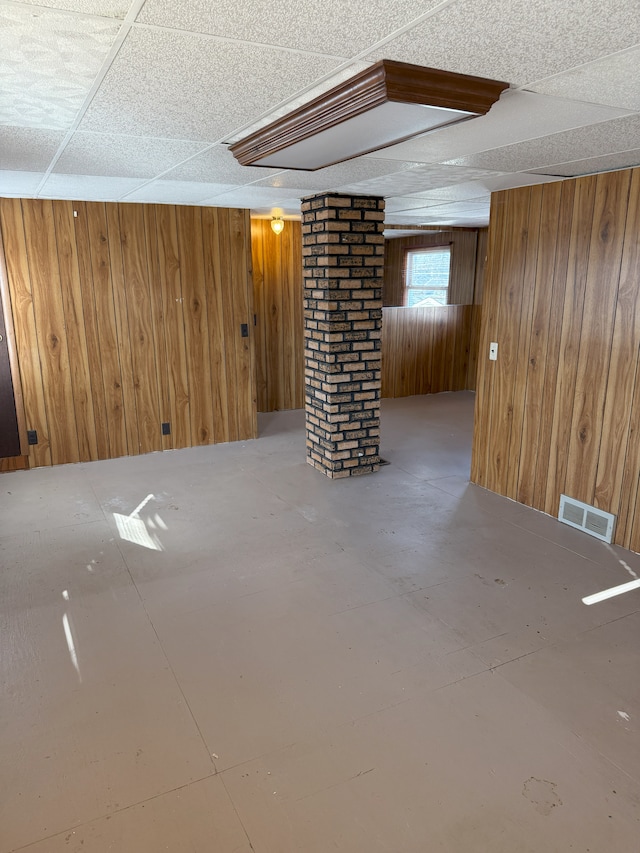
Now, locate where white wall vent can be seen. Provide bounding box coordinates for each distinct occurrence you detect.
[558,494,616,543]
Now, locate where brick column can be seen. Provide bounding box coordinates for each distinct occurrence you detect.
[302,192,384,478]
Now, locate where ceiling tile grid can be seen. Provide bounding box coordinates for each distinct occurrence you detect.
[528,148,640,178]
[15,0,130,17]
[366,0,640,89]
[161,144,282,184]
[136,0,448,57]
[122,178,239,204]
[364,90,631,165]
[0,126,67,171]
[77,25,348,141]
[0,3,121,129]
[444,114,640,173]
[251,157,426,193]
[0,169,47,194]
[0,0,639,224]
[38,172,147,199]
[338,164,508,197]
[529,47,640,112]
[52,131,209,177]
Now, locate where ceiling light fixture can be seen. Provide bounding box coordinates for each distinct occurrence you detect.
[230,60,508,172]
[270,216,285,235]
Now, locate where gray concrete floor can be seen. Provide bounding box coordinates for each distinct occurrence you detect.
[1,392,639,851]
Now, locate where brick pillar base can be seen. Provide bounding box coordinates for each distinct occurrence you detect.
[302,193,384,478]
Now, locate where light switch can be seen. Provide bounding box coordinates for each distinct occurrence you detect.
[489,342,498,361]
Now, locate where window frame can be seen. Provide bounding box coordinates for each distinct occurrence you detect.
[403,245,452,308]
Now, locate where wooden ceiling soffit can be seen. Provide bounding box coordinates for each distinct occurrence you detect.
[229,60,509,171]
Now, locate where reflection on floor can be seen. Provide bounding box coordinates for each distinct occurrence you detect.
[1,392,639,852]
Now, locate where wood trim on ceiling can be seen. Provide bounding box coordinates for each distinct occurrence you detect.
[230,60,509,170]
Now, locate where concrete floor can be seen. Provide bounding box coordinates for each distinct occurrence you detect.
[1,392,639,852]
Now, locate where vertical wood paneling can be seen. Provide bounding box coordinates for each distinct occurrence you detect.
[563,170,631,504]
[72,203,110,460]
[230,209,257,440]
[106,203,140,456]
[0,199,50,467]
[466,305,482,392]
[119,204,162,455]
[217,209,240,442]
[505,185,543,499]
[0,199,256,468]
[383,229,482,307]
[83,202,128,459]
[22,200,80,465]
[251,219,304,413]
[484,188,531,495]
[177,207,214,446]
[607,170,640,548]
[381,305,476,398]
[143,205,171,452]
[155,204,190,450]
[202,207,230,444]
[516,181,563,505]
[541,178,595,514]
[252,220,482,411]
[473,229,488,304]
[471,194,507,487]
[472,166,640,550]
[53,202,99,462]
[531,181,576,511]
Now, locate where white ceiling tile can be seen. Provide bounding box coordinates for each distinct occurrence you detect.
[244,201,303,217]
[384,196,456,213]
[123,180,235,203]
[252,158,423,193]
[202,186,304,209]
[38,173,146,199]
[366,0,640,87]
[0,170,47,195]
[3,0,639,223]
[444,114,640,172]
[0,127,66,171]
[404,184,491,202]
[338,164,506,197]
[528,149,640,178]
[15,0,130,17]
[384,228,449,239]
[53,132,208,177]
[137,0,445,56]
[78,25,346,141]
[414,201,490,216]
[529,47,640,112]
[463,173,566,192]
[162,144,281,184]
[0,4,121,129]
[224,61,373,145]
[393,172,564,205]
[365,90,630,165]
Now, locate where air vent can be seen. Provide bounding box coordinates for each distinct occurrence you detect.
[558,494,615,543]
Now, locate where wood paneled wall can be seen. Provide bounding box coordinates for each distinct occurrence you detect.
[382,305,479,397]
[251,219,304,412]
[0,199,256,469]
[472,167,640,551]
[250,222,485,410]
[383,229,483,306]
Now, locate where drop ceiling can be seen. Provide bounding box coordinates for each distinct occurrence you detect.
[1,0,639,227]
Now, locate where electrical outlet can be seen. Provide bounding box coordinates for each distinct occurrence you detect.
[489,342,498,361]
[161,422,171,436]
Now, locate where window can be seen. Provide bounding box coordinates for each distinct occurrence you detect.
[404,246,451,307]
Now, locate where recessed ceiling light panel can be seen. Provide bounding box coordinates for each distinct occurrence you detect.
[230,60,508,171]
